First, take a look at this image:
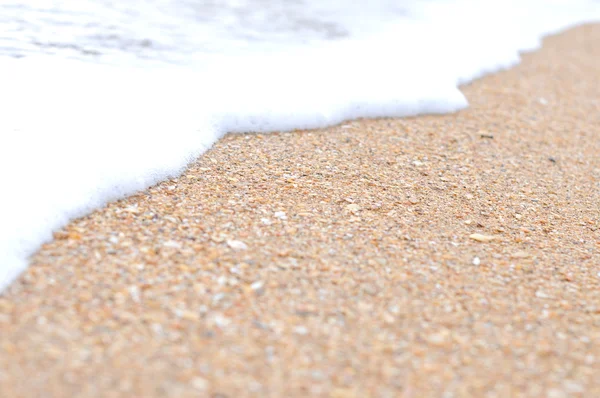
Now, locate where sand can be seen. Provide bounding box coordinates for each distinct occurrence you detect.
[1,24,600,398]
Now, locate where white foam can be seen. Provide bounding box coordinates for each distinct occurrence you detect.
[1,0,600,292]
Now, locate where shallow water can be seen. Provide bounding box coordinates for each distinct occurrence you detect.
[0,0,412,66]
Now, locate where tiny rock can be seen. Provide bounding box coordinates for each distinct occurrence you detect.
[227,239,248,250]
[128,285,141,303]
[511,251,530,259]
[124,205,140,214]
[294,326,308,335]
[469,233,496,242]
[191,377,208,391]
[211,234,226,243]
[212,314,230,328]
[274,211,287,220]
[174,308,199,321]
[383,312,395,324]
[163,240,181,249]
[362,284,378,296]
[535,290,552,299]
[427,329,451,346]
[345,203,361,214]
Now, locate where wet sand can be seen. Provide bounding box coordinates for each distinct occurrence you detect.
[1,24,599,397]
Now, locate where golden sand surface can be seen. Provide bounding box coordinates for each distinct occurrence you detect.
[1,24,599,398]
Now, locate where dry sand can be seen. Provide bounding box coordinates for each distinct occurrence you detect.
[1,24,600,398]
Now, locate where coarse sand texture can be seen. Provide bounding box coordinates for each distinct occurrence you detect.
[1,24,599,397]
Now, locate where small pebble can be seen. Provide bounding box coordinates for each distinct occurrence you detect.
[469,233,496,242]
[345,204,361,213]
[226,240,248,250]
[274,211,287,220]
[294,326,308,335]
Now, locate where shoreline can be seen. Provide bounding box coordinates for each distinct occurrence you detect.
[1,24,600,397]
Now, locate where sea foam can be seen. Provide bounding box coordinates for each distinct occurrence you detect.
[1,0,600,291]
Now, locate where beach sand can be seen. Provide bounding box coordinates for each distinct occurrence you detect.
[1,24,599,397]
